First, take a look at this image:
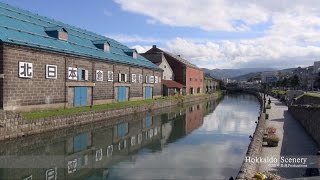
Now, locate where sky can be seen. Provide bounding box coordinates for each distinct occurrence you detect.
[1,0,320,69]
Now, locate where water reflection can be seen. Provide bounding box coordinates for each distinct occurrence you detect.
[0,93,260,180]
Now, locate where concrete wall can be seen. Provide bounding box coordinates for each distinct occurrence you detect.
[289,105,320,146]
[2,44,162,111]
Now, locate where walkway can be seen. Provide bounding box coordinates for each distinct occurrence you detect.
[259,96,318,178]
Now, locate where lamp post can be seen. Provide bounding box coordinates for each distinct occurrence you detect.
[263,83,266,113]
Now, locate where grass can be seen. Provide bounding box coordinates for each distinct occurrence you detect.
[271,90,287,95]
[21,93,215,120]
[296,92,320,100]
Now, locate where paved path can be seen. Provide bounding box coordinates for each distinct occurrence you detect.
[259,96,318,178]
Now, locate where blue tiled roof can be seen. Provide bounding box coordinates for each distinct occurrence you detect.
[0,2,160,70]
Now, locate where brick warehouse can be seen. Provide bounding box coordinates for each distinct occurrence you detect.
[0,3,162,111]
[142,46,204,95]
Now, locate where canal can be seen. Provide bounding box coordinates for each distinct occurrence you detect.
[0,93,260,180]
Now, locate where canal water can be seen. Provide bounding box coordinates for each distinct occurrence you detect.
[0,93,260,180]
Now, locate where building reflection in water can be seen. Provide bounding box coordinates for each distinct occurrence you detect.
[0,100,217,180]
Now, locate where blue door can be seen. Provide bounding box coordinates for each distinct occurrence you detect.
[74,87,88,107]
[118,86,127,102]
[145,86,152,99]
[73,133,88,152]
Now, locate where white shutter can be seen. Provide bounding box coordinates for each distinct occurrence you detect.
[145,76,148,83]
[118,73,121,82]
[124,74,128,82]
[85,70,89,81]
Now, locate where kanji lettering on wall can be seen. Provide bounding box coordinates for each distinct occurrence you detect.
[19,62,33,78]
[46,64,57,79]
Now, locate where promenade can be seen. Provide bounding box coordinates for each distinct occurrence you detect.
[259,96,318,178]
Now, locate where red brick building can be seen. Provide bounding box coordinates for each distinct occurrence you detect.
[143,46,204,95]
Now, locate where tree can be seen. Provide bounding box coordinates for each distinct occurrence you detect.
[290,75,300,88]
[281,77,288,87]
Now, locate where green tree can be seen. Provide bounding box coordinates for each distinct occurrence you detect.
[290,75,300,88]
[281,77,288,87]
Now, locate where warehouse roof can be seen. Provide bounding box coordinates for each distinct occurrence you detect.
[0,2,160,70]
[144,45,200,69]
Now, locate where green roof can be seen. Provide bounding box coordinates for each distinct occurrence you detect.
[0,2,160,70]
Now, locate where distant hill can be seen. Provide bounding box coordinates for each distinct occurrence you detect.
[231,68,296,81]
[202,68,276,80]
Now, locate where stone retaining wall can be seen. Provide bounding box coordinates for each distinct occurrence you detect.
[0,94,218,141]
[289,105,320,146]
[295,95,320,105]
[237,92,266,180]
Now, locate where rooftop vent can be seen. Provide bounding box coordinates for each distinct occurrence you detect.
[152,45,157,48]
[45,26,68,41]
[92,40,110,52]
[124,49,138,59]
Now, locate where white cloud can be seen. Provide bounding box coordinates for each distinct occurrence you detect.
[113,0,320,69]
[114,0,269,32]
[131,45,152,53]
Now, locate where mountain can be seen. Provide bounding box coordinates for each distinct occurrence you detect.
[232,68,296,81]
[202,68,276,80]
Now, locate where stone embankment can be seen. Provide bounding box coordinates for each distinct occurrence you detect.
[289,105,320,146]
[0,94,219,141]
[236,92,266,179]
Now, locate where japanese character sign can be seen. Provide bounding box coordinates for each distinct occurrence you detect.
[45,167,57,180]
[46,65,57,79]
[68,67,77,80]
[67,159,77,174]
[19,62,33,78]
[96,70,103,81]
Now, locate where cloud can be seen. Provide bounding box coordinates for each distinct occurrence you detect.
[113,0,320,69]
[114,0,269,32]
[131,45,152,53]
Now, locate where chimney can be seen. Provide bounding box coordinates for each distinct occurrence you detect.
[152,45,157,48]
[177,55,181,57]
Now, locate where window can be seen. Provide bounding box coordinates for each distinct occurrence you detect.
[131,74,137,83]
[149,76,155,83]
[155,76,158,83]
[133,52,137,59]
[108,71,113,82]
[118,73,127,82]
[139,74,142,83]
[164,65,166,68]
[164,76,166,79]
[77,68,88,81]
[190,78,192,81]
